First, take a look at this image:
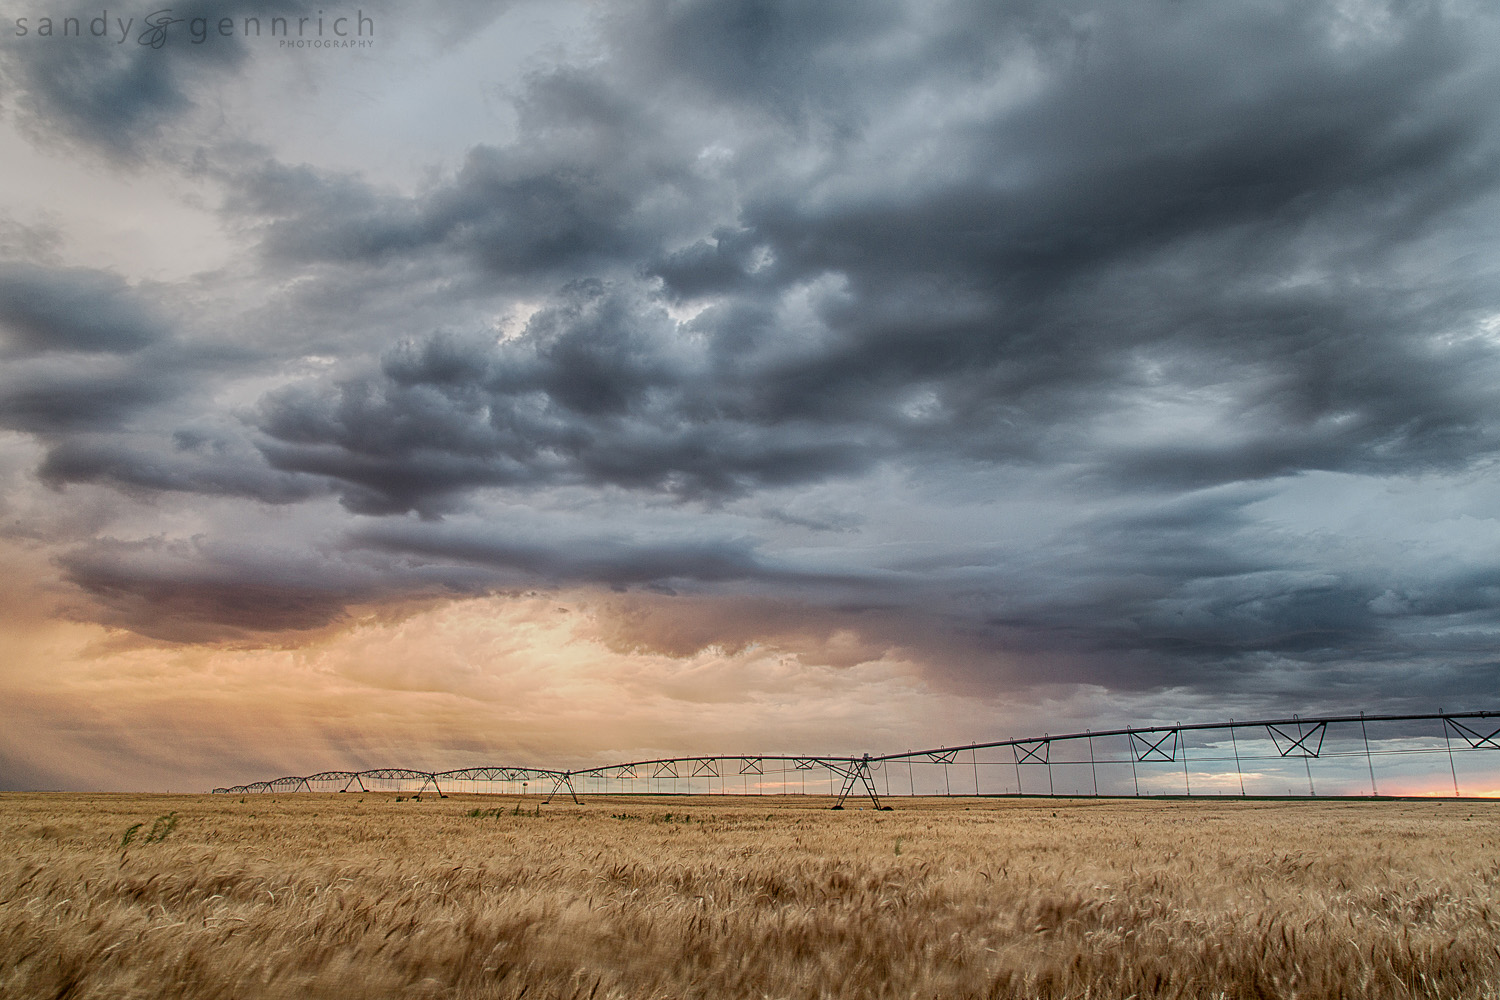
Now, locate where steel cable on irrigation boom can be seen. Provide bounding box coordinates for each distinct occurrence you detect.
[213,710,1500,807]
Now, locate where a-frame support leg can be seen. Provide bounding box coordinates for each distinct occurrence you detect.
[831,756,885,810]
[544,772,581,804]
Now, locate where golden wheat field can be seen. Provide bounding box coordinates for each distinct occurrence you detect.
[2,792,1498,999]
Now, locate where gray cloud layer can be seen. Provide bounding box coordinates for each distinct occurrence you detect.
[5,0,1500,714]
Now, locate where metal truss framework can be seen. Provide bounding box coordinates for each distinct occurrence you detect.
[214,710,1500,808]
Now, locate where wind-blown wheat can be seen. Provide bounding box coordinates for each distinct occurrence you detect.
[2,793,1496,998]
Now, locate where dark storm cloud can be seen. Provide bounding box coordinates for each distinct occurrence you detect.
[0,260,290,490]
[626,0,1494,294]
[964,488,1500,703]
[36,434,325,504]
[55,536,378,642]
[614,0,903,126]
[253,283,880,514]
[9,0,1500,712]
[0,262,258,451]
[353,521,785,590]
[54,515,847,642]
[236,0,1500,519]
[0,355,183,433]
[0,263,164,353]
[236,68,710,287]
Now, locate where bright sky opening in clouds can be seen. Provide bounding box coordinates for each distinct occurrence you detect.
[1,0,1499,791]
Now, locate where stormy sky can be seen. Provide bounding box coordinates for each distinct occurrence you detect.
[2,0,1498,790]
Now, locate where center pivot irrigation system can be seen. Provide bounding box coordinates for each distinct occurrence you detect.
[214,710,1500,808]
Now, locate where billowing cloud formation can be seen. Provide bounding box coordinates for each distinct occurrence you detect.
[236,0,1500,510]
[3,0,1500,788]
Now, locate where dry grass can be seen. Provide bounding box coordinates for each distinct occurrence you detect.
[2,793,1498,999]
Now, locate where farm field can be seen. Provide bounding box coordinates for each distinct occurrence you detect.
[2,793,1497,999]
